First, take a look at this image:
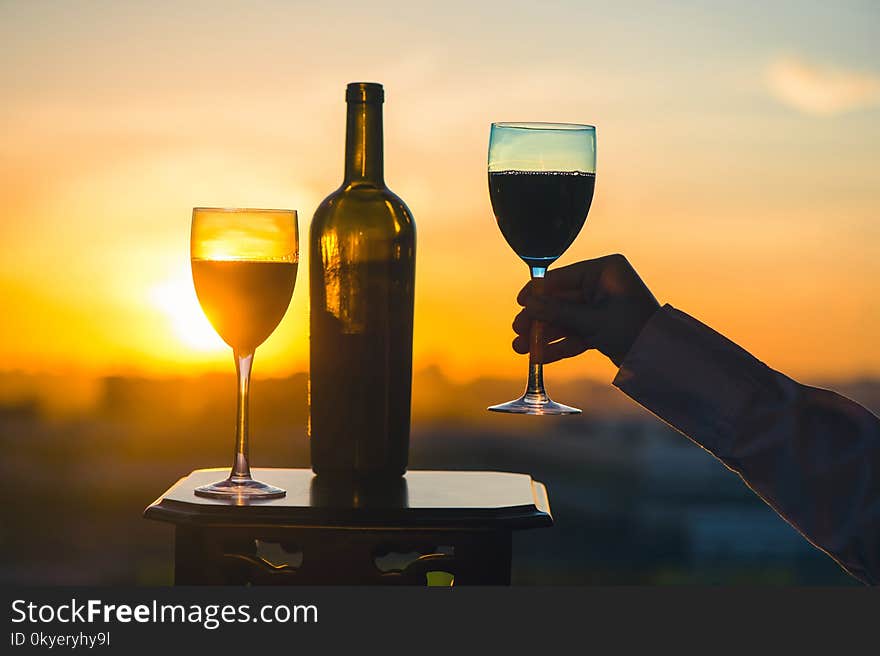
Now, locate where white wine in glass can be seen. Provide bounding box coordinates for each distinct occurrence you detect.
[190,208,298,500]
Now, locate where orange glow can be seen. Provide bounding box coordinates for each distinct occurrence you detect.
[0,3,878,389]
[149,276,226,352]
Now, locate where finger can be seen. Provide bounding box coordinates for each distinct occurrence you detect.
[518,254,623,304]
[540,337,590,364]
[543,255,621,295]
[516,280,534,306]
[512,309,571,339]
[512,324,570,353]
[511,326,580,355]
[512,308,531,334]
[549,289,583,302]
[523,294,601,335]
[516,277,572,305]
[517,280,590,306]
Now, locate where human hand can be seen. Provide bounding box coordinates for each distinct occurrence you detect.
[512,254,660,367]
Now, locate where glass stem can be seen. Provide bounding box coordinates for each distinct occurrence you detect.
[231,350,254,482]
[527,267,547,398]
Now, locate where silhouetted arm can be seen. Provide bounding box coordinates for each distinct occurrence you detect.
[514,256,880,583]
[613,304,880,585]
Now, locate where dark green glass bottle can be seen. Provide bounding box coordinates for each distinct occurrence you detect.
[309,82,416,479]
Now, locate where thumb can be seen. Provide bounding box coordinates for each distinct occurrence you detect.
[524,294,600,337]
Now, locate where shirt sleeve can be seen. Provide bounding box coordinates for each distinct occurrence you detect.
[612,304,880,585]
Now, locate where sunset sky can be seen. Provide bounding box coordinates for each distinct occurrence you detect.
[1,0,878,386]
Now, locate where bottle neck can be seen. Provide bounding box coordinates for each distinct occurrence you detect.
[343,100,384,186]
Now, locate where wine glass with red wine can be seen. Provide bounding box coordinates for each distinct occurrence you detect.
[487,122,596,415]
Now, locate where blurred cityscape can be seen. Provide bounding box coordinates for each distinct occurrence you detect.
[1,367,877,585]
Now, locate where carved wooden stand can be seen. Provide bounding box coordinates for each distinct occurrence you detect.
[145,468,553,585]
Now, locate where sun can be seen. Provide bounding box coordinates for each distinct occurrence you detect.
[148,276,227,352]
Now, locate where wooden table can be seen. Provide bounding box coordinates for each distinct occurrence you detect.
[144,468,553,585]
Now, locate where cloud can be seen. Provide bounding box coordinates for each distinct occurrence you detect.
[766,55,880,115]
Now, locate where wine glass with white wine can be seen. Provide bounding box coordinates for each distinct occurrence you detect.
[190,208,298,499]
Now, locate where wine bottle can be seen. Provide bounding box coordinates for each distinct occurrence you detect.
[309,82,416,479]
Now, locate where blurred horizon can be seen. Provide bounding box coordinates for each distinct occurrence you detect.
[3,366,880,423]
[2,0,879,388]
[3,365,877,585]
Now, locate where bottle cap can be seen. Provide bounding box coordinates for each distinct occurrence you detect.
[346,82,384,104]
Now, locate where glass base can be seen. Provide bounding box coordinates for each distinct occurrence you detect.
[194,476,286,500]
[488,391,582,415]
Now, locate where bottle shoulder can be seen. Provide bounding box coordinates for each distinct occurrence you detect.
[312,183,415,234]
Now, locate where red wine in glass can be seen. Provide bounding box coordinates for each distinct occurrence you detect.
[487,122,596,415]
